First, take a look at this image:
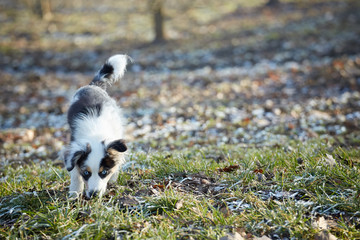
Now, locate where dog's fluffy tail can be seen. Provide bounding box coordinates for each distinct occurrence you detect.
[91,54,132,89]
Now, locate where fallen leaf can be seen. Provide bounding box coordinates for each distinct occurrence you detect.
[201,178,211,185]
[268,70,280,81]
[218,165,240,173]
[55,96,66,103]
[175,199,184,210]
[153,184,165,189]
[333,60,344,70]
[253,169,264,174]
[312,216,328,230]
[288,123,295,129]
[241,118,251,126]
[107,191,116,197]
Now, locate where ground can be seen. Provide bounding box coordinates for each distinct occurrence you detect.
[0,0,359,239]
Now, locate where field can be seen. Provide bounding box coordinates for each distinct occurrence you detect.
[0,0,360,239]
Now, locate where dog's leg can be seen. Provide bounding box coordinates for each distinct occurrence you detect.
[69,169,84,198]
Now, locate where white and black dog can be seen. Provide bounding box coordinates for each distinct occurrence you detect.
[64,54,130,199]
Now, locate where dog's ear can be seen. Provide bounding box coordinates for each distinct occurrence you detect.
[65,143,91,171]
[106,139,127,155]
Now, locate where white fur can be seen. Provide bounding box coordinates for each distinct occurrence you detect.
[65,54,129,199]
[108,55,129,79]
[95,54,131,84]
[72,101,125,148]
[69,168,83,197]
[67,107,126,198]
[68,105,125,198]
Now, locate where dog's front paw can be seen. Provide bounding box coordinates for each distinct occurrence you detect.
[68,191,82,199]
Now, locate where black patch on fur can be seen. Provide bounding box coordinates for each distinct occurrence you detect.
[100,156,116,169]
[99,63,114,79]
[66,151,84,171]
[90,63,114,89]
[69,102,101,121]
[81,170,92,181]
[98,169,109,179]
[99,156,115,179]
[107,139,127,153]
[98,170,108,179]
[66,143,91,171]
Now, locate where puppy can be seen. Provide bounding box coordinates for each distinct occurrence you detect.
[64,54,130,199]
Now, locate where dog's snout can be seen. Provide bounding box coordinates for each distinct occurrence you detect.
[88,190,98,198]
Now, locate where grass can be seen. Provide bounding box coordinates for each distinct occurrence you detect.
[1,139,359,239]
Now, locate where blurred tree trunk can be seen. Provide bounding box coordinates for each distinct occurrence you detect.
[40,0,52,19]
[23,0,52,19]
[265,0,280,7]
[150,0,166,43]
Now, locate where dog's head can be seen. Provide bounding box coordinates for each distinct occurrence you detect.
[65,139,127,198]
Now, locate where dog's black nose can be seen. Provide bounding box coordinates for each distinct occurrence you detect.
[88,190,98,198]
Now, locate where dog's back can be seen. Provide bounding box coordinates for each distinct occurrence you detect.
[67,55,131,141]
[67,86,109,139]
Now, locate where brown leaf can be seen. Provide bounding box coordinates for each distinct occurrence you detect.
[253,169,264,174]
[332,60,344,70]
[268,71,280,81]
[218,165,240,173]
[55,96,66,104]
[288,123,295,129]
[153,184,165,190]
[241,118,251,126]
[201,178,211,185]
[108,189,116,196]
